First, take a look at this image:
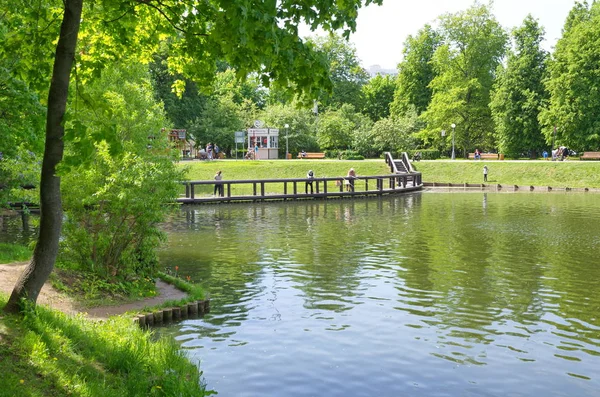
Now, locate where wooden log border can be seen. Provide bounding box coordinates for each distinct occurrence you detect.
[422,182,600,193]
[134,299,211,329]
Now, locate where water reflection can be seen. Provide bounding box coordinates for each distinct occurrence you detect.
[158,193,600,396]
[0,212,38,245]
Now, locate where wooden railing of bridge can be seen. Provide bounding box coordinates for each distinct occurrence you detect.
[179,173,422,204]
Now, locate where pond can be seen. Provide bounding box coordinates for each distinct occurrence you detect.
[0,212,37,245]
[157,192,600,396]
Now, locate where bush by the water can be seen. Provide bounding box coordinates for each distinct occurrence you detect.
[59,142,182,286]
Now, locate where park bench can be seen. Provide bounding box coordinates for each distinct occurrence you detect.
[298,152,326,159]
[468,153,500,160]
[580,152,600,160]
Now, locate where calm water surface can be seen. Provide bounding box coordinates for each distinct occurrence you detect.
[158,192,600,396]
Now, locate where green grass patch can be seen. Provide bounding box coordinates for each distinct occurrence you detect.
[413,160,600,188]
[158,272,204,300]
[0,243,32,264]
[178,158,600,192]
[0,295,212,397]
[134,272,208,312]
[180,159,388,180]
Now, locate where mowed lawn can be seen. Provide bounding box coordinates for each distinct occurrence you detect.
[178,158,600,189]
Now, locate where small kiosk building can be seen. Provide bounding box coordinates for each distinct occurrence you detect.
[248,128,279,159]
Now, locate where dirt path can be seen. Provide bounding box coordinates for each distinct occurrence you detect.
[0,262,187,319]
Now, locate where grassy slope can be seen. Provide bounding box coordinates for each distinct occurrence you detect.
[179,159,600,188]
[0,296,209,397]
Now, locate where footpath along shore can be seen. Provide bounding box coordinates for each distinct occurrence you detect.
[0,262,188,319]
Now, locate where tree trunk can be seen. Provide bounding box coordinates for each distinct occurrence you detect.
[4,0,83,314]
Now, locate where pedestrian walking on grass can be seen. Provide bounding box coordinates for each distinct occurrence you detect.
[483,165,488,182]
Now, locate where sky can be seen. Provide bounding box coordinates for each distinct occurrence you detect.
[304,0,578,70]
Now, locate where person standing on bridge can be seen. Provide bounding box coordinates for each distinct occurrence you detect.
[483,165,488,182]
[305,170,314,194]
[214,170,224,196]
[345,168,357,192]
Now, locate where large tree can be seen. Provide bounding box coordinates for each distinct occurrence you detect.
[3,0,382,314]
[390,24,442,117]
[316,104,373,152]
[149,49,207,132]
[309,34,371,111]
[490,15,548,158]
[361,74,396,122]
[539,1,600,151]
[420,4,507,156]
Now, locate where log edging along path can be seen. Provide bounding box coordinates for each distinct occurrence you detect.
[178,173,423,204]
[133,299,211,329]
[423,182,600,193]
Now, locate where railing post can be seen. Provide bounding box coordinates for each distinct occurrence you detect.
[293,181,297,195]
[261,182,265,198]
[190,184,195,199]
[323,180,327,195]
[227,183,231,197]
[284,181,287,200]
[253,182,257,196]
[185,183,190,198]
[365,178,368,191]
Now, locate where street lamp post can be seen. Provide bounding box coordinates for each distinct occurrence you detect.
[451,123,456,160]
[284,124,289,160]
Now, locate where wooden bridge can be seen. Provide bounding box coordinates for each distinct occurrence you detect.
[178,152,422,204]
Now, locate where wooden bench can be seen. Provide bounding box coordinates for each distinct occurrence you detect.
[468,153,499,160]
[297,152,326,159]
[580,152,600,160]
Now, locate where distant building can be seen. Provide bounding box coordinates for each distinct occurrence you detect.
[367,64,397,77]
[158,128,197,158]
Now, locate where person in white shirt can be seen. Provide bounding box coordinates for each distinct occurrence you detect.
[214,170,223,196]
[305,170,314,194]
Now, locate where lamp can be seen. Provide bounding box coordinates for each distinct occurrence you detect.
[284,124,289,160]
[451,123,456,160]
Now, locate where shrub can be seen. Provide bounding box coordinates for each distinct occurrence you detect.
[409,149,440,160]
[60,142,182,282]
[332,150,365,160]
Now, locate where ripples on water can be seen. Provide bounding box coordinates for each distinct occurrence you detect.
[158,193,600,396]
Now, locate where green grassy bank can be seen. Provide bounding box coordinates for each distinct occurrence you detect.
[179,159,600,188]
[181,159,389,180]
[0,296,210,397]
[0,243,32,263]
[414,160,600,188]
